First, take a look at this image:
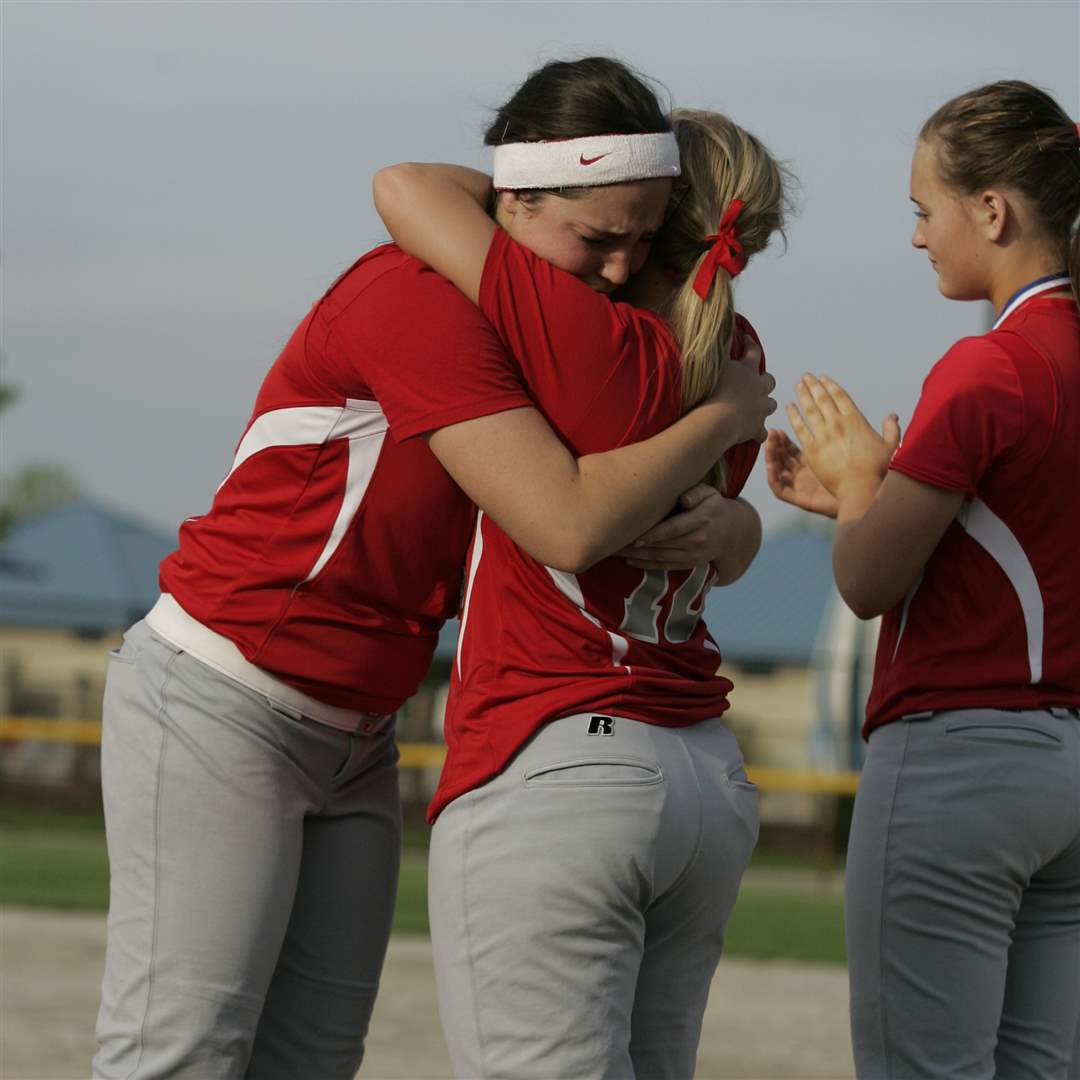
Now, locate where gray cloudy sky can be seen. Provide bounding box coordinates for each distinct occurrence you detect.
[3,0,1078,535]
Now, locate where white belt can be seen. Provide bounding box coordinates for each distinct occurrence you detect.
[146,594,392,735]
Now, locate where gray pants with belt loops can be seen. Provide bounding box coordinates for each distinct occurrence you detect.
[428,713,760,1080]
[92,621,401,1080]
[846,708,1080,1080]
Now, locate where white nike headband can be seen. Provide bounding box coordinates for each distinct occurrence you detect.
[492,132,681,190]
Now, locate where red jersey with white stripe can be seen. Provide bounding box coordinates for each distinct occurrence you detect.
[429,230,763,820]
[159,244,530,713]
[865,278,1080,736]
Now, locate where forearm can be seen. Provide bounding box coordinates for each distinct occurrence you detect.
[832,482,887,617]
[571,398,756,565]
[372,163,493,302]
[429,399,748,574]
[710,499,762,586]
[831,472,963,619]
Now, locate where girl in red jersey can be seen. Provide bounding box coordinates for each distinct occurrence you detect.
[375,108,790,1077]
[767,81,1080,1079]
[92,58,776,1080]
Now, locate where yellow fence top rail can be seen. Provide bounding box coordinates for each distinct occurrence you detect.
[0,716,860,795]
[1,717,104,746]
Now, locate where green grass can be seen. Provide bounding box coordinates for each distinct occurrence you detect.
[0,823,110,910]
[0,806,846,964]
[724,886,845,964]
[393,853,429,934]
[402,818,433,851]
[0,803,106,831]
[744,844,843,874]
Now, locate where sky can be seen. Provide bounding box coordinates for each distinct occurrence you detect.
[3,0,1078,536]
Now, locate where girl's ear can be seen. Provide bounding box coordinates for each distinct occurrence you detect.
[980,188,1009,242]
[498,190,526,219]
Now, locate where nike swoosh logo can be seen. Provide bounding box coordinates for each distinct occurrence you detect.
[579,153,609,166]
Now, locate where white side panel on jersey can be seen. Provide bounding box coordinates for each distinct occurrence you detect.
[220,406,345,491]
[545,567,630,670]
[218,399,389,585]
[958,498,1044,683]
[457,512,486,679]
[890,570,924,663]
[302,403,389,584]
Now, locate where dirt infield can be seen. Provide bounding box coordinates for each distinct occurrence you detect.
[2,907,854,1079]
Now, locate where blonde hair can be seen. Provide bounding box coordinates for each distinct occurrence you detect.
[650,109,791,486]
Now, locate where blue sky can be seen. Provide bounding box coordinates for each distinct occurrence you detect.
[3,0,1078,533]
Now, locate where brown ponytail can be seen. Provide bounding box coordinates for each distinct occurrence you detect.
[921,81,1080,309]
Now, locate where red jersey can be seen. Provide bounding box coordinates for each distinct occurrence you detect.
[429,230,763,819]
[159,244,529,714]
[865,277,1080,735]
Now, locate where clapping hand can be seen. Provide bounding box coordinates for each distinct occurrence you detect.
[767,375,900,516]
[765,429,840,518]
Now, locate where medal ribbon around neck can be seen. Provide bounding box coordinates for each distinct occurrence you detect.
[993,272,1071,330]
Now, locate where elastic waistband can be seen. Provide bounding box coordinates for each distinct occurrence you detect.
[146,594,393,735]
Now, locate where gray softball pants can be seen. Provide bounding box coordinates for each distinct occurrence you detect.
[428,713,759,1080]
[92,621,402,1080]
[846,708,1080,1080]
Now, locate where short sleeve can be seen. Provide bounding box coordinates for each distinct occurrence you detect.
[324,255,531,444]
[720,314,766,498]
[890,335,1024,496]
[477,229,679,444]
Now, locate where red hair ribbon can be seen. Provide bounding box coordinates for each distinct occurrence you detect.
[692,198,746,300]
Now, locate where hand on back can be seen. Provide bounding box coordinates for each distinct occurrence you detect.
[618,483,761,587]
[619,482,726,569]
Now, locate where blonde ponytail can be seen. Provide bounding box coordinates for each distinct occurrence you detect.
[651,109,791,486]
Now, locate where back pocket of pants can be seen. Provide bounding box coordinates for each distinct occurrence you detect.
[943,719,1062,747]
[722,759,757,791]
[523,757,663,787]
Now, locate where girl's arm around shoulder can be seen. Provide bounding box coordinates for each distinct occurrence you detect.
[427,374,769,574]
[376,163,629,390]
[372,163,495,303]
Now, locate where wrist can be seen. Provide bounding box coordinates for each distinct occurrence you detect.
[691,396,743,452]
[834,476,881,521]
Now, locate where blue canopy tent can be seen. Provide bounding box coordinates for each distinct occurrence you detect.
[0,499,175,634]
